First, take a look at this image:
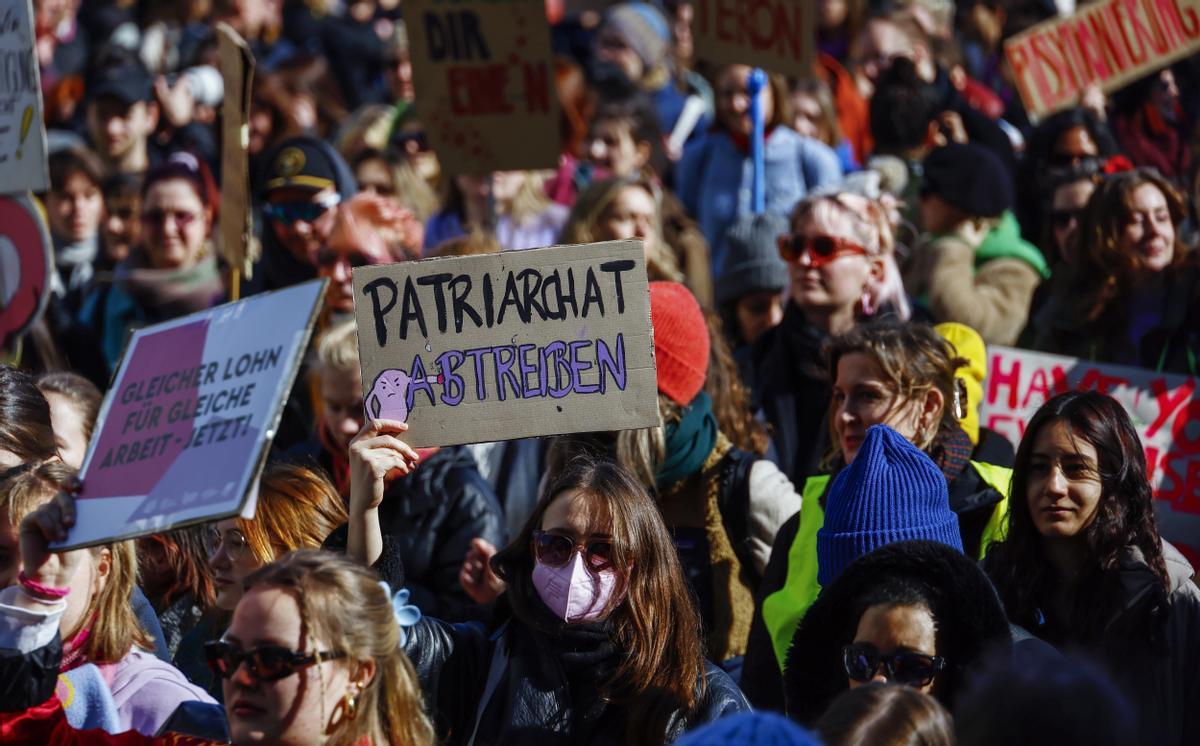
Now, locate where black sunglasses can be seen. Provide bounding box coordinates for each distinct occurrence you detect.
[842,644,946,687]
[204,640,346,682]
[532,529,615,572]
[315,247,373,269]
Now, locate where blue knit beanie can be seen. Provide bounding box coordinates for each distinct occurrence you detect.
[674,712,822,746]
[817,425,962,586]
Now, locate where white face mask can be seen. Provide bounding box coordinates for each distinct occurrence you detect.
[531,552,619,623]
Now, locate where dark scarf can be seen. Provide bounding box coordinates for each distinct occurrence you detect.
[656,392,718,490]
[114,252,223,320]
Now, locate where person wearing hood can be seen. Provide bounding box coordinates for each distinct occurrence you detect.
[983,391,1200,746]
[247,135,358,295]
[742,333,1014,711]
[905,143,1049,346]
[782,538,1013,727]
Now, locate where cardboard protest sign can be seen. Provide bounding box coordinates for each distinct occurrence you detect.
[216,23,257,283]
[980,346,1200,566]
[402,0,560,174]
[693,0,815,78]
[57,280,326,550]
[0,193,51,348]
[1004,0,1200,118]
[0,0,48,193]
[352,240,659,447]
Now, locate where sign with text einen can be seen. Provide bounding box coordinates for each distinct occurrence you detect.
[352,241,659,447]
[0,0,48,192]
[980,346,1200,567]
[57,281,326,550]
[1004,0,1200,118]
[693,0,814,78]
[403,0,560,174]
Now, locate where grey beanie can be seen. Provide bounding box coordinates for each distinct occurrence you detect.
[716,213,790,306]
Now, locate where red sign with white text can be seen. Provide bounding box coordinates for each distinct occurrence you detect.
[1003,0,1200,117]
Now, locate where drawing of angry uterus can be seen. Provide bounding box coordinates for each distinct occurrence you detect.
[366,369,413,422]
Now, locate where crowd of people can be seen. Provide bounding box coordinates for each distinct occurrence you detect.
[2,0,1200,744]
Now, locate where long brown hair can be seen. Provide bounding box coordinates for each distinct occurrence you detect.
[491,457,705,745]
[1065,169,1188,323]
[244,550,434,746]
[985,391,1170,644]
[824,322,966,468]
[705,309,770,455]
[1,460,154,662]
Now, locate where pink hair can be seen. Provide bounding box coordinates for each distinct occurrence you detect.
[328,193,424,263]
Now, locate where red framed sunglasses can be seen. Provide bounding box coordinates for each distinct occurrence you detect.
[777,234,869,266]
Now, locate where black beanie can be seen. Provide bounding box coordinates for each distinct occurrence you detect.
[921,143,1013,218]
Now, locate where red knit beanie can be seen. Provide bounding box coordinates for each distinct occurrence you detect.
[649,281,710,405]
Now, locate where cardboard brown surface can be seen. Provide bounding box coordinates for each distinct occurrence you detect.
[216,23,257,277]
[693,0,814,78]
[352,240,660,447]
[0,0,48,193]
[402,0,560,174]
[1004,0,1200,118]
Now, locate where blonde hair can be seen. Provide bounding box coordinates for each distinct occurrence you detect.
[315,318,360,374]
[505,171,555,226]
[245,550,434,746]
[1,460,153,662]
[793,191,910,319]
[237,463,348,565]
[560,176,683,282]
[615,394,682,489]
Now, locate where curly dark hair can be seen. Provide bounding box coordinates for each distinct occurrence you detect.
[984,391,1169,643]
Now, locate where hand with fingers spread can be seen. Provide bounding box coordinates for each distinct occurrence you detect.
[459,537,506,605]
[347,419,420,566]
[18,490,84,604]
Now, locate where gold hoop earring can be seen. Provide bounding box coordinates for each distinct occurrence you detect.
[343,692,357,720]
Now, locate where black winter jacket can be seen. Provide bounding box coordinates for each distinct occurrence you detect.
[402,604,750,745]
[738,303,831,485]
[379,446,506,621]
[782,540,1013,725]
[0,633,59,713]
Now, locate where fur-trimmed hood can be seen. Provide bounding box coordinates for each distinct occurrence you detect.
[783,540,1012,725]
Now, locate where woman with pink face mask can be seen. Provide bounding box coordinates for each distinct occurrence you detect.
[345,434,749,745]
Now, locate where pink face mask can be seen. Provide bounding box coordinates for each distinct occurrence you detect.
[532,552,619,623]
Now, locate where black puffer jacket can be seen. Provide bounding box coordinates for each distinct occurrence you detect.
[782,540,1013,725]
[402,603,750,745]
[379,446,506,621]
[0,633,59,713]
